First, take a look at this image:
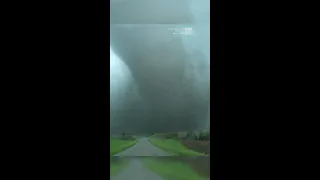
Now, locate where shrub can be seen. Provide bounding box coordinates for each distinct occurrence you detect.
[198,130,210,141]
[119,132,135,140]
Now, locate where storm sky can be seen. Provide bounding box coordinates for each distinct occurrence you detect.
[110,0,210,134]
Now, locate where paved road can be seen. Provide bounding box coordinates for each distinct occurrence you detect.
[111,158,164,180]
[114,137,174,156]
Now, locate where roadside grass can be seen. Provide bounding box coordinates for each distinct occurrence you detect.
[110,159,129,177]
[143,158,209,180]
[110,138,138,156]
[148,138,206,156]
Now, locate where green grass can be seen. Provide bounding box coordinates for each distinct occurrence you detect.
[148,138,206,156]
[143,159,209,180]
[110,160,128,177]
[110,138,138,155]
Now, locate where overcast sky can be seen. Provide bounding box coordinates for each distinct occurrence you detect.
[110,0,210,135]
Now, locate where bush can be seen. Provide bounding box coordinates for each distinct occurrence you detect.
[198,130,210,140]
[184,130,210,141]
[119,132,135,140]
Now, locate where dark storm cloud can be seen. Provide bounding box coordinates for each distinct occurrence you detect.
[110,0,194,24]
[110,0,210,134]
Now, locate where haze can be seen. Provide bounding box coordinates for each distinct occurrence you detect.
[110,0,210,134]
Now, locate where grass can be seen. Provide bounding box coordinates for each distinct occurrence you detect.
[110,159,128,177]
[143,158,209,180]
[148,138,206,156]
[110,138,138,155]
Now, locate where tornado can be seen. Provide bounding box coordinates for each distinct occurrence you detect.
[110,0,210,134]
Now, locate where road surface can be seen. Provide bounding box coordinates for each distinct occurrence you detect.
[111,158,164,180]
[114,137,174,156]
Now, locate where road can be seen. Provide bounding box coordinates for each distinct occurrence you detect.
[111,158,164,180]
[114,137,174,156]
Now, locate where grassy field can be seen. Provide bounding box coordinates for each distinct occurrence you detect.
[143,158,209,180]
[110,159,128,177]
[148,138,206,156]
[110,138,138,155]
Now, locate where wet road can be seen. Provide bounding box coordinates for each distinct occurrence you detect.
[114,138,174,156]
[111,159,164,180]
